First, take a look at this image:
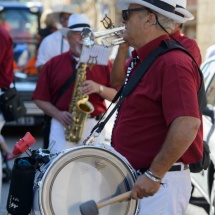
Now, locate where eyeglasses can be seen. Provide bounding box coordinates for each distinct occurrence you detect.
[122,7,151,21]
[71,31,82,36]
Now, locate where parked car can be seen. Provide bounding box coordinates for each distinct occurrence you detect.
[0,1,44,126]
[9,72,44,126]
[191,56,215,215]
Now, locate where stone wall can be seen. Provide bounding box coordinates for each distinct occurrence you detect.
[197,0,215,60]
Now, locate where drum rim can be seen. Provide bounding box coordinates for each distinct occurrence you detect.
[36,145,140,215]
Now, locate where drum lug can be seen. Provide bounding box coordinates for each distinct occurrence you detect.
[38,181,42,187]
[99,143,106,149]
[34,181,42,189]
[129,166,139,178]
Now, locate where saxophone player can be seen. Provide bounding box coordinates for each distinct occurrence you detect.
[32,14,117,154]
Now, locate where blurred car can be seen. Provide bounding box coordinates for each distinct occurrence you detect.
[0,1,44,126]
[191,56,215,215]
[8,72,44,126]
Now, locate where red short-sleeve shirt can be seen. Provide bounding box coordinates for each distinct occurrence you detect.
[32,51,113,117]
[171,30,202,66]
[112,35,203,170]
[0,25,14,88]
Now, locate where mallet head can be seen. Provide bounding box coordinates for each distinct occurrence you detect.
[79,200,99,215]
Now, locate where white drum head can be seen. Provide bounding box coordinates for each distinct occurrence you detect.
[37,146,138,215]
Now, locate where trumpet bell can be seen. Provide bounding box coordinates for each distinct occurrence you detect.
[81,27,95,48]
[81,26,125,48]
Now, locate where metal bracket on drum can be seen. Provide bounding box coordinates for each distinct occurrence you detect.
[82,130,100,145]
[82,118,106,145]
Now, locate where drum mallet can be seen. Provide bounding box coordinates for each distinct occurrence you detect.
[79,191,132,215]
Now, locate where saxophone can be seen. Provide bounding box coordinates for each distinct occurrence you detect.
[66,63,94,143]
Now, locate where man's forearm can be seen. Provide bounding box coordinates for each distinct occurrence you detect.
[33,99,60,118]
[110,45,129,87]
[98,87,117,102]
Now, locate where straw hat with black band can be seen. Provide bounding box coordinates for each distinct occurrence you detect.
[51,4,79,16]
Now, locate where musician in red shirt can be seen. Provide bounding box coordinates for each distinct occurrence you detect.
[111,0,203,214]
[32,14,117,153]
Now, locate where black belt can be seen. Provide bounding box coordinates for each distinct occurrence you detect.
[88,114,104,121]
[139,164,189,174]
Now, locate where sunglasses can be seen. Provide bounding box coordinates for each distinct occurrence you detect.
[122,7,151,21]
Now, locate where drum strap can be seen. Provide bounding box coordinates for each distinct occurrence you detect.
[87,40,207,138]
[54,59,77,104]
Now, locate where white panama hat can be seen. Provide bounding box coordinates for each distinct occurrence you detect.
[115,0,187,23]
[51,4,79,15]
[60,14,91,36]
[47,4,79,26]
[175,0,194,21]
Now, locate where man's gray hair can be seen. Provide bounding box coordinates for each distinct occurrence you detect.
[153,11,175,32]
[141,9,174,33]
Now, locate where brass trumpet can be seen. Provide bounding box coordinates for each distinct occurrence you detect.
[81,26,125,48]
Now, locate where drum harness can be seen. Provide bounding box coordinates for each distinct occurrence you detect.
[84,39,206,147]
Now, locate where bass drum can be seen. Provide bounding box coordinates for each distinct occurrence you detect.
[31,144,139,215]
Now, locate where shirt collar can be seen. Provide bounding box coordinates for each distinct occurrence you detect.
[134,35,170,61]
[71,53,79,62]
[171,30,183,38]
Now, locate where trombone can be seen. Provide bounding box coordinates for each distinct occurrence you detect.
[81,26,125,48]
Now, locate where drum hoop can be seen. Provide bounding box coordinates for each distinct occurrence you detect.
[37,145,139,214]
[41,145,137,181]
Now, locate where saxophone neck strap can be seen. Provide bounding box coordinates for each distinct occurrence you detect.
[53,59,77,104]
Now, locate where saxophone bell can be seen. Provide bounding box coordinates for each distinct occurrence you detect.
[77,97,94,114]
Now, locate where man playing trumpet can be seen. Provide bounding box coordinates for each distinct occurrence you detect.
[111,0,203,214]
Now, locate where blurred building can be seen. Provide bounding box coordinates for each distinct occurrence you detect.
[197,0,215,60]
[183,0,197,39]
[182,0,215,60]
[39,0,214,60]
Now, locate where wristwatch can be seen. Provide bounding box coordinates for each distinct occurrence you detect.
[99,85,104,94]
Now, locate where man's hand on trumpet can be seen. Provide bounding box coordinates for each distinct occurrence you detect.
[110,40,130,88]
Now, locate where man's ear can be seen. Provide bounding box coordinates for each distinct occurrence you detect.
[149,13,157,25]
[144,14,156,29]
